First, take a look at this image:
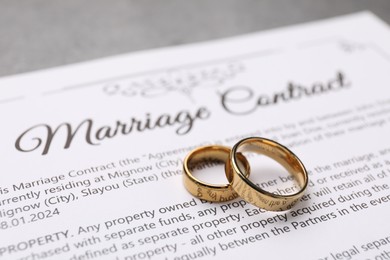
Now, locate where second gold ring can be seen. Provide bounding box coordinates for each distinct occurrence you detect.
[227,137,308,211]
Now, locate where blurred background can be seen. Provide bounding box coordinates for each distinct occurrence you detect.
[1,0,389,77]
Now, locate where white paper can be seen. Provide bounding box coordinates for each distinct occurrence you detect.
[1,12,390,260]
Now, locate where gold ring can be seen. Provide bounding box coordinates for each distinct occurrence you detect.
[227,137,308,211]
[183,145,250,202]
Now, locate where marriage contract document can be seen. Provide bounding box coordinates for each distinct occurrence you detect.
[1,12,390,260]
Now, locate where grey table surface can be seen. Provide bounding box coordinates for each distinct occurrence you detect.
[1,0,390,77]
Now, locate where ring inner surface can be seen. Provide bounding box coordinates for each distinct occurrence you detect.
[187,147,229,186]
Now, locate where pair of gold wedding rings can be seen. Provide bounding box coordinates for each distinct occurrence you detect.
[183,137,308,211]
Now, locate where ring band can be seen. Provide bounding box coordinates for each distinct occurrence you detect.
[227,137,308,211]
[183,145,250,202]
